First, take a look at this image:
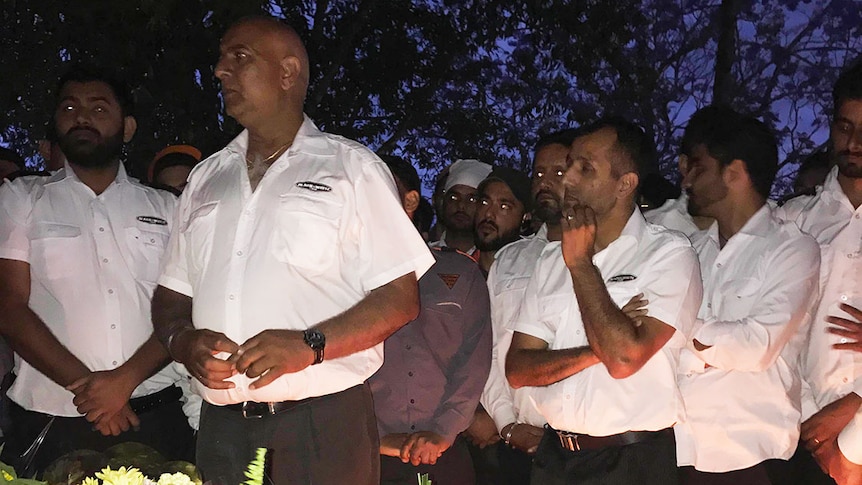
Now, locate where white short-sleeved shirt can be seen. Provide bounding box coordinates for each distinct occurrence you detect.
[159,116,435,405]
[644,193,700,238]
[480,224,549,433]
[780,167,862,423]
[0,164,179,416]
[513,210,702,436]
[675,204,820,472]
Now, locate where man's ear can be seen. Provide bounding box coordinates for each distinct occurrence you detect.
[617,172,639,199]
[403,189,420,215]
[123,116,137,143]
[678,154,689,175]
[281,56,303,90]
[723,159,747,188]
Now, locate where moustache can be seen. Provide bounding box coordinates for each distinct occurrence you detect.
[478,220,498,231]
[66,126,100,137]
[837,150,862,158]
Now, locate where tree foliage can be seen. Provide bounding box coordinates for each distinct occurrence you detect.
[1,0,859,195]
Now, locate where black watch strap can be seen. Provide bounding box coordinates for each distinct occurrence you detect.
[303,329,326,365]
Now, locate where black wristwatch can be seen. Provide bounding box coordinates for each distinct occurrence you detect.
[303,329,326,365]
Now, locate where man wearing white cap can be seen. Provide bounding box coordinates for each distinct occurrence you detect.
[430,159,493,256]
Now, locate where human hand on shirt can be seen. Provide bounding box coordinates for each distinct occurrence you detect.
[234,330,315,389]
[504,423,544,454]
[802,393,862,452]
[560,203,597,269]
[93,404,140,436]
[620,293,649,327]
[463,407,501,448]
[67,369,137,424]
[827,304,862,353]
[380,433,409,457]
[173,329,240,389]
[812,437,862,485]
[400,431,451,465]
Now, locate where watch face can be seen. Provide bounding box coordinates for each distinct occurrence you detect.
[305,330,325,348]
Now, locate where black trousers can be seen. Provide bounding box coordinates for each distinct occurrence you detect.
[496,441,532,485]
[679,459,797,485]
[380,436,474,485]
[196,383,379,485]
[789,442,837,485]
[531,427,678,485]
[0,390,194,478]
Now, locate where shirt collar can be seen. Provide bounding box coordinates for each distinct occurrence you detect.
[224,114,334,160]
[56,160,129,188]
[702,203,772,246]
[820,165,856,210]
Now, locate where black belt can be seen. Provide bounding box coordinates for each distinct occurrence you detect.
[552,426,673,452]
[129,385,182,415]
[225,396,319,419]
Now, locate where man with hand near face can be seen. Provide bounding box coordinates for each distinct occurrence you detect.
[506,118,702,484]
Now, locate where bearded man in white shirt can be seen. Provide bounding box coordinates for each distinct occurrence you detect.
[151,16,434,485]
[478,129,577,485]
[0,65,193,475]
[507,118,703,485]
[671,107,820,484]
[781,61,862,485]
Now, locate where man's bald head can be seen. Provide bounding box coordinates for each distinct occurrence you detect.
[215,16,310,126]
[228,16,309,88]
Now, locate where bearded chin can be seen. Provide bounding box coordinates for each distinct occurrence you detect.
[475,226,522,252]
[837,157,862,179]
[60,129,125,169]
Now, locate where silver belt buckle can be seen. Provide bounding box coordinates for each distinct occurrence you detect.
[241,402,263,419]
[558,431,580,451]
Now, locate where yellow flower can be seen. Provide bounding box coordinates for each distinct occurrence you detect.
[156,472,195,485]
[2,470,15,482]
[95,466,146,485]
[81,478,101,485]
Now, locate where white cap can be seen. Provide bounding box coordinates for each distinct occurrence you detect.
[444,159,492,191]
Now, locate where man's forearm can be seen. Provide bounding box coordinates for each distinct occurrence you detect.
[116,336,171,389]
[506,346,599,388]
[569,261,640,368]
[151,285,194,358]
[316,272,418,360]
[0,303,90,387]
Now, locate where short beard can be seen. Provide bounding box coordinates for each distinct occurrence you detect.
[475,225,521,252]
[836,156,862,179]
[533,204,562,225]
[59,127,124,169]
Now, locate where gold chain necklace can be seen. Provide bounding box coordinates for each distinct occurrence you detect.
[246,141,291,170]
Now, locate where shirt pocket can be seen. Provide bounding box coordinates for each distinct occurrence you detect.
[29,222,84,280]
[182,201,219,271]
[420,303,464,365]
[124,226,170,284]
[717,276,761,320]
[605,283,644,310]
[272,193,342,273]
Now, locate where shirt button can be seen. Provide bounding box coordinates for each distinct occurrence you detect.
[111,324,116,329]
[841,295,849,301]
[236,250,243,256]
[107,289,114,294]
[99,227,105,232]
[229,294,235,300]
[565,394,571,400]
[411,425,416,430]
[112,361,118,366]
[844,377,849,383]
[410,399,415,404]
[849,254,855,259]
[841,338,849,344]
[405,344,411,350]
[408,371,414,377]
[102,258,109,264]
[716,263,722,268]
[707,303,712,309]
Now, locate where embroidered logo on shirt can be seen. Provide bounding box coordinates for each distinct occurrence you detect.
[607,274,637,282]
[136,216,168,226]
[438,273,460,289]
[296,181,332,192]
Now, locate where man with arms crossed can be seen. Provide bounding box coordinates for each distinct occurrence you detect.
[507,118,702,484]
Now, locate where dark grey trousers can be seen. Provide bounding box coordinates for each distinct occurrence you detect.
[196,383,379,485]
